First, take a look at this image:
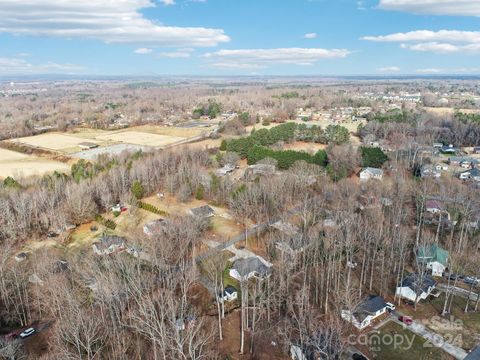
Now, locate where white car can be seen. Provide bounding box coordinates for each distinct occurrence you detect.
[386,302,396,312]
[19,327,36,339]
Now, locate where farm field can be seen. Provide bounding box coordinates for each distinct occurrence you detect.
[11,133,104,153]
[94,130,185,147]
[0,148,70,179]
[73,144,151,160]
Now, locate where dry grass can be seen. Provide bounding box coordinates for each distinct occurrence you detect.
[0,148,70,179]
[12,133,103,151]
[94,130,185,147]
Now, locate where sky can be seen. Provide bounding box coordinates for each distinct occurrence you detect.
[0,0,479,76]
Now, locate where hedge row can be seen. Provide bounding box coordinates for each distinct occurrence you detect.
[95,214,116,230]
[138,201,169,216]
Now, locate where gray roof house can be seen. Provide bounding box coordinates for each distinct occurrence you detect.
[92,235,126,255]
[396,273,436,303]
[229,257,272,281]
[359,167,383,181]
[188,205,215,218]
[341,295,390,329]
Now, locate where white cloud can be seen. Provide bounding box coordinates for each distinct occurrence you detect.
[204,48,351,69]
[378,0,480,17]
[0,0,229,47]
[362,30,480,54]
[134,47,153,54]
[161,0,176,5]
[304,33,317,39]
[0,57,85,74]
[377,66,400,72]
[362,30,480,43]
[416,68,443,74]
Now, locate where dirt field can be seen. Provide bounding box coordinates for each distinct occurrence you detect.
[12,133,103,152]
[0,148,70,179]
[94,131,186,147]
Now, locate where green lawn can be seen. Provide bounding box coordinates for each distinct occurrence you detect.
[369,322,452,360]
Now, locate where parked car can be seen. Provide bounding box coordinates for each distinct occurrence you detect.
[19,327,36,339]
[446,273,463,281]
[386,302,396,312]
[46,231,59,238]
[464,277,479,285]
[399,316,413,325]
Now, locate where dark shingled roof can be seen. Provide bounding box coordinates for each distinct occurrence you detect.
[189,205,215,218]
[353,295,388,322]
[464,345,480,360]
[401,273,436,295]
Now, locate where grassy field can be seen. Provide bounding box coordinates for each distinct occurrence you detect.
[0,148,70,179]
[11,133,103,152]
[369,322,452,360]
[94,131,185,147]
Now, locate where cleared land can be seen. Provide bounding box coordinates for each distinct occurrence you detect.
[12,133,103,153]
[73,144,150,160]
[94,131,186,147]
[0,148,70,179]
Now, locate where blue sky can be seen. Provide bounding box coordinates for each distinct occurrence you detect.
[0,0,479,76]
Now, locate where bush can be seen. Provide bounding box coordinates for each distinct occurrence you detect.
[95,215,116,230]
[195,184,205,200]
[137,201,168,216]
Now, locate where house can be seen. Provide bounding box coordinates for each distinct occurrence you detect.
[143,218,166,236]
[92,235,126,255]
[14,252,29,262]
[359,167,384,181]
[420,165,440,178]
[441,145,456,154]
[417,244,449,277]
[78,142,99,150]
[473,146,480,154]
[220,286,238,302]
[189,205,215,218]
[229,257,272,281]
[395,273,436,303]
[433,143,444,149]
[448,156,472,166]
[341,295,390,329]
[425,199,444,214]
[271,221,305,254]
[244,163,276,179]
[216,164,235,176]
[459,168,480,182]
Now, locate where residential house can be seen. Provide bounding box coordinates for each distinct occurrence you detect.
[395,273,436,303]
[229,257,272,281]
[420,165,440,178]
[92,235,126,255]
[216,164,235,176]
[464,345,480,359]
[188,205,215,218]
[271,221,306,255]
[220,286,238,302]
[417,244,449,277]
[433,143,443,149]
[143,218,166,236]
[341,295,390,330]
[359,167,384,181]
[441,145,456,154]
[459,168,480,182]
[448,156,474,166]
[425,199,444,214]
[244,163,276,179]
[473,146,480,154]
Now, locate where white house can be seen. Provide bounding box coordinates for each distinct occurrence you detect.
[425,199,444,214]
[341,295,390,330]
[92,235,126,255]
[396,273,436,303]
[459,168,480,182]
[220,286,238,302]
[417,244,449,277]
[359,167,384,181]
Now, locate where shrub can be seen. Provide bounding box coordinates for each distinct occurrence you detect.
[95,215,116,230]
[131,180,145,200]
[138,201,168,216]
[360,147,389,168]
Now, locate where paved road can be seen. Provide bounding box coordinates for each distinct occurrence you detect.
[438,283,480,302]
[392,311,467,360]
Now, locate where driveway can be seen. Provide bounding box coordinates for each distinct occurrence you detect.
[438,283,480,302]
[392,311,467,360]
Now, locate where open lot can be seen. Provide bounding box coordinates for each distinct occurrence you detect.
[94,131,186,147]
[11,133,103,153]
[0,148,70,179]
[73,144,151,160]
[369,322,452,360]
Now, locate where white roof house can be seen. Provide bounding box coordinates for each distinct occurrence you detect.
[395,273,436,303]
[341,295,390,330]
[229,257,272,281]
[359,167,384,181]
